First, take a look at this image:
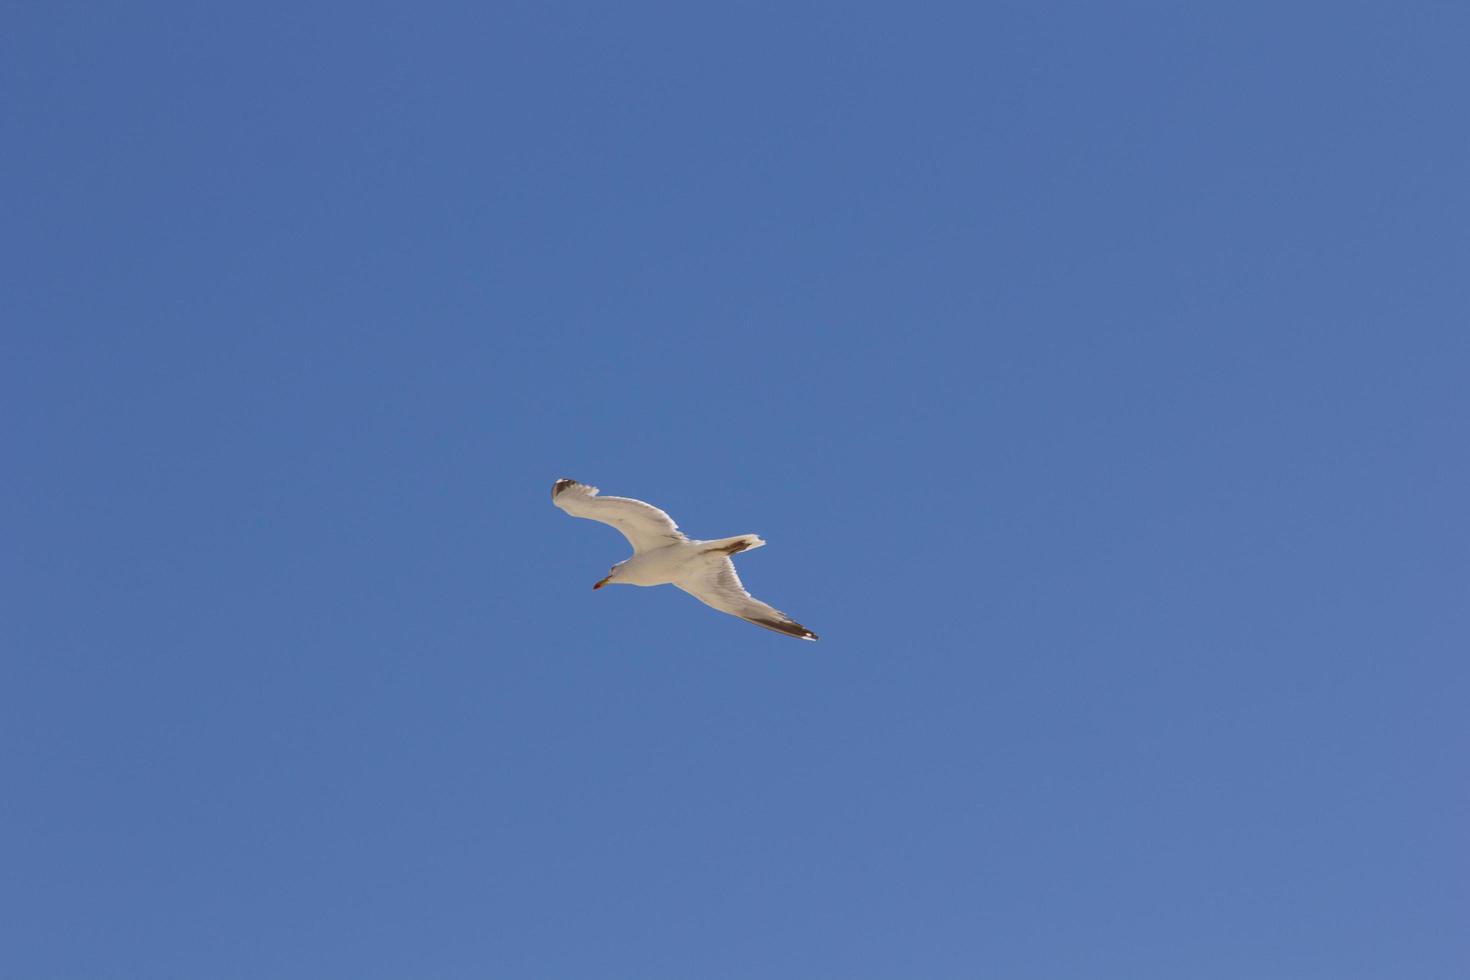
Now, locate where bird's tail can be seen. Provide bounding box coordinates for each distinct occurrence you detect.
[703,534,766,556]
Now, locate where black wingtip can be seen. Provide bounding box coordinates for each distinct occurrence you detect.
[552,478,578,499]
[754,617,820,641]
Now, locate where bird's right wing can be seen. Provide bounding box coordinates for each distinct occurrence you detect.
[674,554,818,641]
[551,478,687,553]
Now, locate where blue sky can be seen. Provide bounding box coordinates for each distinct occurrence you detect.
[3,3,1467,978]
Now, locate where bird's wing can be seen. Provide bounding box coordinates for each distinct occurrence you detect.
[673,554,818,641]
[551,478,688,553]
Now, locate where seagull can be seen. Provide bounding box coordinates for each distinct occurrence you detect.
[551,478,819,641]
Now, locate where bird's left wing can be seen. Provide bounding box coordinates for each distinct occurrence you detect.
[673,554,818,641]
[551,478,687,553]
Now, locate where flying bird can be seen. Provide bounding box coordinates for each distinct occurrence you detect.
[551,478,818,641]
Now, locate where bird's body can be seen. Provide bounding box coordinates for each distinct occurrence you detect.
[551,478,818,641]
[600,535,758,587]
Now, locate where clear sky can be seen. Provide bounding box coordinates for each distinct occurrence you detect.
[3,3,1466,978]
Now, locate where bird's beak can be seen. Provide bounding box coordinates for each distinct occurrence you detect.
[592,575,611,590]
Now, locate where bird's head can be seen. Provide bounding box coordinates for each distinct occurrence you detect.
[593,562,624,590]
